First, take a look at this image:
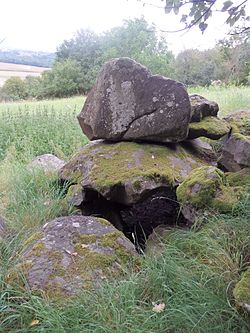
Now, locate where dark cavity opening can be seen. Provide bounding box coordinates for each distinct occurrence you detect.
[76,186,188,252]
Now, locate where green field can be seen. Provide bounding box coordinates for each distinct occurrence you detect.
[0,87,250,332]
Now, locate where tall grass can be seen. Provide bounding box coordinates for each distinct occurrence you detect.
[1,195,250,332]
[0,96,86,161]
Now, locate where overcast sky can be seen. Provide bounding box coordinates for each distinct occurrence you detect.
[0,0,249,54]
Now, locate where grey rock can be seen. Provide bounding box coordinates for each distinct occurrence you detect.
[189,94,219,122]
[14,216,137,297]
[78,57,191,143]
[218,133,250,171]
[28,154,66,173]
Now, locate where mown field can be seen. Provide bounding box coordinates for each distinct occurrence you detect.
[0,62,49,87]
[0,86,249,332]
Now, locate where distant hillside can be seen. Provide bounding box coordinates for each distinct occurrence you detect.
[0,62,50,86]
[0,49,55,68]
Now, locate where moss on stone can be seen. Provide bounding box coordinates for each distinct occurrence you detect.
[226,168,250,187]
[176,166,225,208]
[176,166,242,213]
[233,268,250,306]
[188,116,231,140]
[61,141,209,194]
[212,186,243,213]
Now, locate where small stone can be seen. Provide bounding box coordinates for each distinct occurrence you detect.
[189,94,219,122]
[28,154,66,173]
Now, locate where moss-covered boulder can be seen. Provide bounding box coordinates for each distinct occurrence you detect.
[10,216,138,298]
[176,166,242,222]
[233,268,250,313]
[188,116,231,140]
[60,141,213,206]
[226,168,250,187]
[189,94,219,122]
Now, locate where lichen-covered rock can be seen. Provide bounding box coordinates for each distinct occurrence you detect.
[78,57,191,143]
[218,130,250,172]
[11,216,138,297]
[233,268,250,313]
[224,110,250,136]
[60,141,212,206]
[188,116,231,140]
[28,154,66,173]
[189,94,219,122]
[176,166,242,222]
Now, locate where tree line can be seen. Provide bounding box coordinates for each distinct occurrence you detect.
[0,17,249,101]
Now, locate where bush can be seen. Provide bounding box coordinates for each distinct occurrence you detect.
[0,77,27,101]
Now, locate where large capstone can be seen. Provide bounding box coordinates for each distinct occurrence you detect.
[78,58,191,143]
[60,140,214,246]
[10,216,138,298]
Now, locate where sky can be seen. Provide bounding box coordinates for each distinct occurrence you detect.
[0,0,249,55]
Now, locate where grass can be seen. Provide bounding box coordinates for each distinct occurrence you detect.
[0,86,250,332]
[0,62,49,87]
[0,96,86,160]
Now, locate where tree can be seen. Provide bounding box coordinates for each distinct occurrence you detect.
[218,30,250,84]
[56,18,175,93]
[141,0,250,33]
[101,18,175,77]
[39,59,84,98]
[57,30,103,92]
[1,77,27,100]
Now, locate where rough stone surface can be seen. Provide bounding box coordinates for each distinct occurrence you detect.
[188,116,231,140]
[218,132,250,171]
[233,268,250,313]
[176,166,242,223]
[12,216,138,297]
[60,140,213,206]
[28,154,66,173]
[78,57,191,143]
[189,94,219,122]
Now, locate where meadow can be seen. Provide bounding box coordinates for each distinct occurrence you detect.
[0,86,249,332]
[0,62,49,87]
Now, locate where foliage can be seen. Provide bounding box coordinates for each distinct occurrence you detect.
[0,77,27,101]
[175,29,250,86]
[38,59,85,98]
[56,18,175,93]
[153,0,250,33]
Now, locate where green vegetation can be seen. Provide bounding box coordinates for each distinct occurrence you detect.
[0,88,249,332]
[1,17,249,101]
